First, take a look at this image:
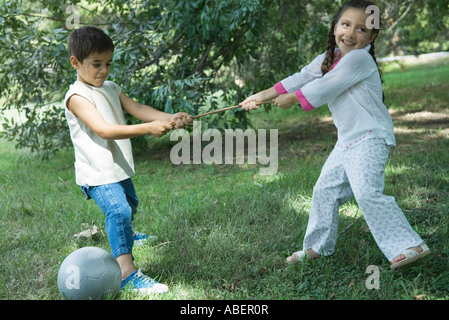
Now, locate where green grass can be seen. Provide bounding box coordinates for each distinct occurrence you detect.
[1,59,449,300]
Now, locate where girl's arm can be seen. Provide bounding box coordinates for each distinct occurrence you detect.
[272,93,298,109]
[240,52,327,111]
[240,87,279,110]
[278,52,326,94]
[296,48,377,111]
[67,94,173,139]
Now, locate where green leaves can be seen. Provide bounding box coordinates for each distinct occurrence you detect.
[152,75,207,115]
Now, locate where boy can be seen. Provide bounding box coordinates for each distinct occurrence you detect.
[64,26,192,294]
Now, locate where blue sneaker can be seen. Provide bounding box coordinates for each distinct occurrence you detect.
[133,230,157,246]
[121,269,168,294]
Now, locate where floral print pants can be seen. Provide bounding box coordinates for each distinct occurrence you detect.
[302,138,423,261]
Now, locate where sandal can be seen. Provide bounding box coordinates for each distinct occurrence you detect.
[286,251,307,265]
[390,243,431,270]
[286,249,321,265]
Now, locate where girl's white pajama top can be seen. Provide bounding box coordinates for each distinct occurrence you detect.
[274,44,396,151]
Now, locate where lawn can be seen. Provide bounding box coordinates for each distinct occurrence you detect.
[0,58,448,301]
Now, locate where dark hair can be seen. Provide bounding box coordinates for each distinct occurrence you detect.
[67,26,114,63]
[321,1,382,78]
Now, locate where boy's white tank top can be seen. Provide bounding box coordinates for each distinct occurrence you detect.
[64,80,135,186]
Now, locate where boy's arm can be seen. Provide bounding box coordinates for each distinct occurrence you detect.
[119,92,192,128]
[119,92,172,122]
[66,94,173,139]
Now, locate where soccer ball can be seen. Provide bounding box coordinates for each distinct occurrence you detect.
[57,247,121,300]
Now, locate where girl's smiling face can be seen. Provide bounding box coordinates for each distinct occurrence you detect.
[334,7,377,57]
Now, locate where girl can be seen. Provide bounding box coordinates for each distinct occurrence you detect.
[240,0,430,269]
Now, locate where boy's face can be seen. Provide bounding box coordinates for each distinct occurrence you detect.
[334,8,377,57]
[70,51,113,87]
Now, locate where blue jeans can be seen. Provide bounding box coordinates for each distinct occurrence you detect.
[81,178,139,259]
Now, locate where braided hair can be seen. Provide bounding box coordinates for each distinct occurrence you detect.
[321,0,384,100]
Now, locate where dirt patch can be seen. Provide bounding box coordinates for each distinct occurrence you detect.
[392,110,449,129]
[390,109,449,154]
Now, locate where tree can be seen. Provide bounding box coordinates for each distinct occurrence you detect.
[1,0,448,158]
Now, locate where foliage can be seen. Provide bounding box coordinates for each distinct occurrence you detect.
[0,0,448,157]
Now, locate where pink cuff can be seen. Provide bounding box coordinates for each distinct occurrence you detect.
[295,89,315,111]
[274,82,287,95]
